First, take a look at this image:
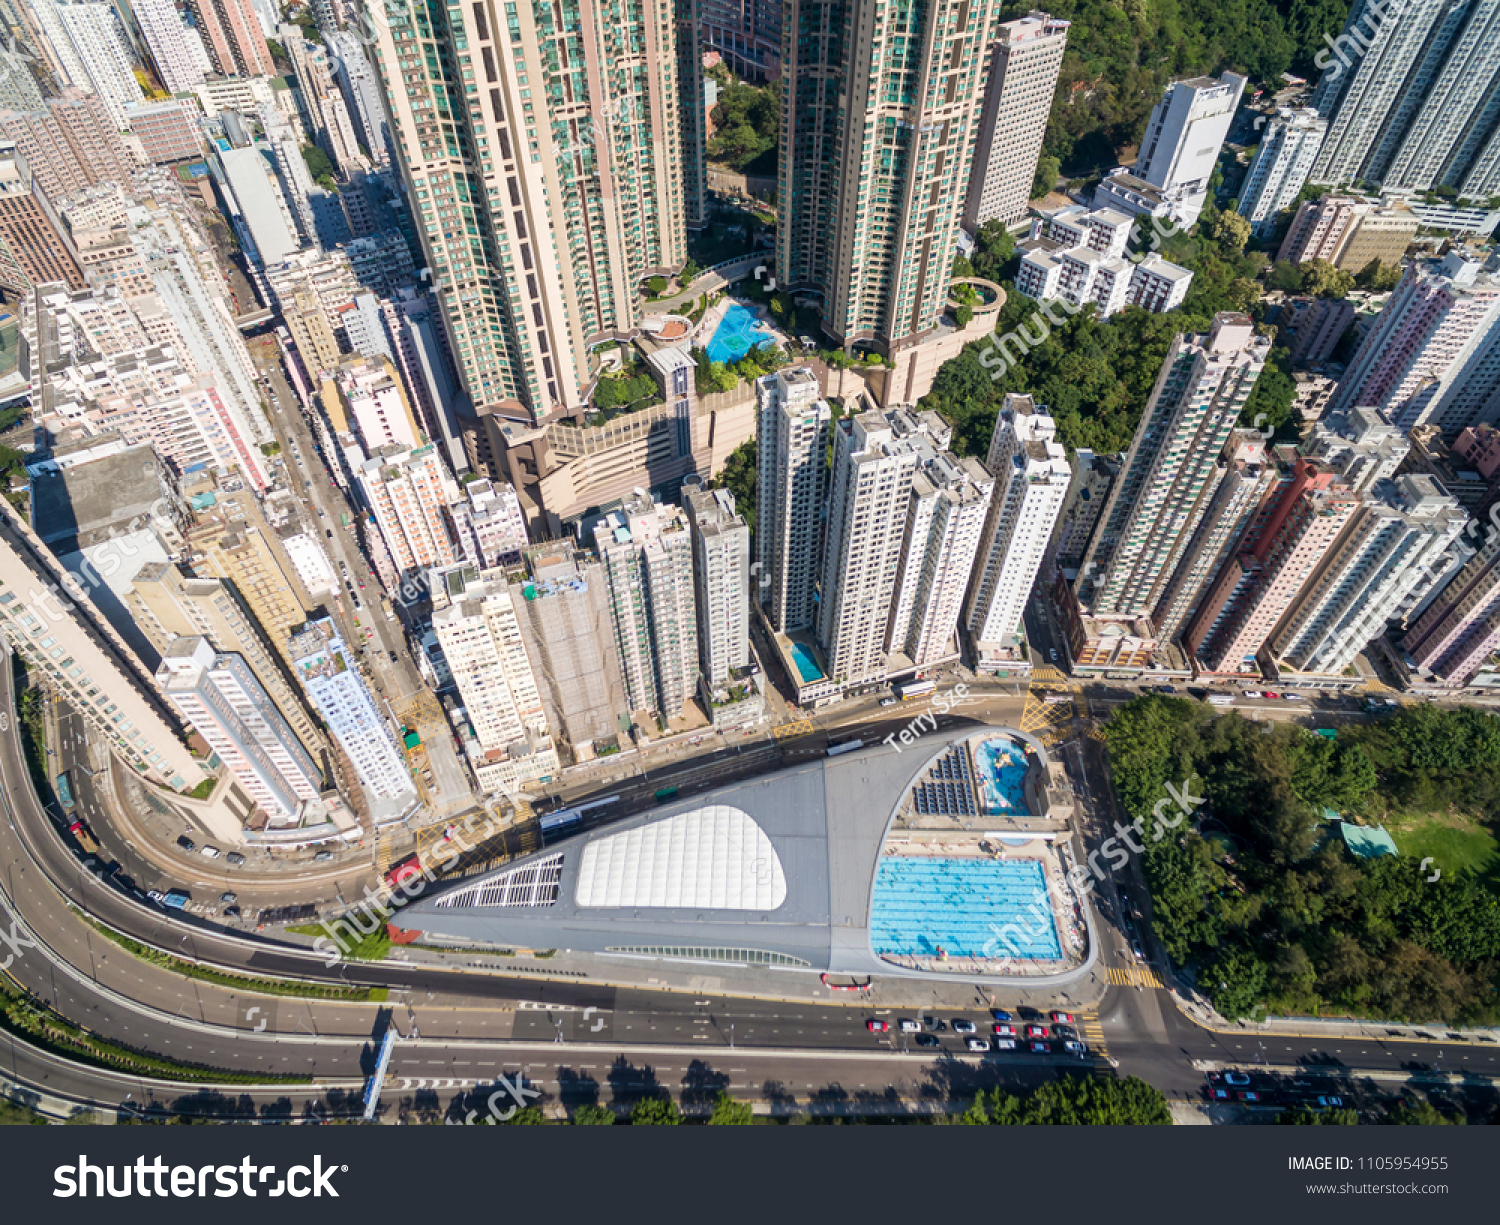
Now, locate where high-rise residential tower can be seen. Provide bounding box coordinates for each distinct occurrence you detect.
[158,638,322,821]
[1403,527,1500,686]
[132,0,209,93]
[685,488,750,686]
[1237,108,1326,236]
[755,368,829,633]
[595,493,699,720]
[1326,253,1500,435]
[778,0,1005,356]
[1185,457,1357,674]
[186,0,275,78]
[1080,313,1271,618]
[364,0,695,421]
[1131,72,1245,224]
[0,499,204,791]
[1310,0,1500,195]
[962,13,1070,232]
[356,444,462,579]
[964,395,1070,671]
[52,0,144,131]
[1272,475,1468,674]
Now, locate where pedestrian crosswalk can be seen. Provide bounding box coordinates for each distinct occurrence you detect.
[1079,1012,1109,1065]
[375,832,392,877]
[1107,965,1164,989]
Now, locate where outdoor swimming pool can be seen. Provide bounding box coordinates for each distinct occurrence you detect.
[788,642,824,683]
[870,857,1061,961]
[706,302,773,365]
[975,736,1030,814]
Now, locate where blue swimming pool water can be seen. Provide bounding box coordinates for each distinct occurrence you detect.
[870,857,1061,960]
[975,736,1030,815]
[789,642,824,683]
[706,302,773,365]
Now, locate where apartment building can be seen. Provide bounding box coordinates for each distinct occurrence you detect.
[685,488,750,687]
[1237,109,1326,236]
[755,368,830,633]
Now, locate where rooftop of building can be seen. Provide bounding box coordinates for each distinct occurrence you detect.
[28,439,171,551]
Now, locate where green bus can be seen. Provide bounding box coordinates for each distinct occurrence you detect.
[653,785,679,803]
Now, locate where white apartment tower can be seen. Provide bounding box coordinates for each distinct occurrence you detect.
[595,493,700,720]
[962,13,1070,231]
[1080,313,1271,617]
[817,408,956,686]
[685,488,751,686]
[964,395,1070,663]
[288,618,413,806]
[356,444,461,578]
[1273,475,1469,673]
[1301,406,1411,493]
[755,369,830,633]
[132,0,208,94]
[1133,72,1246,224]
[431,564,558,791]
[887,441,995,668]
[1237,109,1326,236]
[0,500,203,791]
[1327,254,1500,436]
[53,1,144,132]
[158,638,321,821]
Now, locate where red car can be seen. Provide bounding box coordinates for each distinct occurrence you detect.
[1051,1011,1075,1024]
[1025,1025,1049,1039]
[993,1024,1016,1037]
[866,1019,890,1032]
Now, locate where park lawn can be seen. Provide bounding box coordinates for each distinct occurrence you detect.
[1389,815,1500,894]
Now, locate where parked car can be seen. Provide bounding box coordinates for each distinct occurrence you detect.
[314,850,333,862]
[200,845,221,859]
[952,1019,977,1034]
[966,1038,990,1052]
[1208,1087,1231,1101]
[1025,1025,1049,1039]
[1053,1025,1078,1039]
[898,1019,921,1033]
[1237,1091,1262,1103]
[879,697,897,707]
[226,852,246,866]
[989,1009,1013,1022]
[1029,1041,1050,1053]
[1282,693,1304,701]
[223,906,241,918]
[1051,1012,1075,1024]
[866,1019,889,1032]
[1131,941,1146,961]
[994,1039,1017,1050]
[219,892,237,904]
[1243,690,1263,699]
[1315,1095,1345,1109]
[1224,1072,1251,1086]
[1264,691,1281,699]
[176,835,196,852]
[1063,1040,1088,1055]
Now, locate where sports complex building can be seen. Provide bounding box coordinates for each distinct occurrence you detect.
[395,730,1096,985]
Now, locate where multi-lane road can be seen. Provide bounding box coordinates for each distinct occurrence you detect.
[6,658,1500,1121]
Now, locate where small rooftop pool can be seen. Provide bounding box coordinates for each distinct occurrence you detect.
[706,302,773,365]
[788,642,824,683]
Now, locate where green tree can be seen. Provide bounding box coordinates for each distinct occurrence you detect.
[713,439,757,530]
[680,257,702,284]
[569,1103,615,1125]
[497,1106,547,1125]
[707,1093,754,1125]
[630,1098,682,1125]
[954,303,973,327]
[1279,1105,1358,1125]
[1300,258,1355,298]
[1268,261,1304,292]
[1032,154,1062,201]
[1206,208,1252,253]
[1354,259,1402,292]
[1383,1097,1463,1125]
[969,220,1015,282]
[970,1077,1171,1125]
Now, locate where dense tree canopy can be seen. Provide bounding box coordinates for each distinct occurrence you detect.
[707,80,780,175]
[962,1076,1171,1125]
[1104,698,1500,1024]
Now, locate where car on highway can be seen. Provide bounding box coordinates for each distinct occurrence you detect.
[952,1019,977,1034]
[1315,1095,1344,1109]
[1243,690,1263,698]
[921,1015,946,1031]
[990,1009,1013,1022]
[866,1019,890,1032]
[1053,1025,1078,1039]
[1063,1040,1087,1055]
[223,906,241,918]
[1237,1091,1262,1103]
[1025,1025,1049,1039]
[879,697,897,707]
[314,850,333,862]
[1131,941,1146,961]
[389,651,399,662]
[1049,649,1059,662]
[966,1038,990,1052]
[1282,692,1303,700]
[1029,1041,1050,1053]
[1051,1011,1075,1024]
[219,891,236,904]
[994,1038,1017,1050]
[915,1033,940,1048]
[226,851,245,866]
[993,1023,1016,1036]
[176,835,196,852]
[1224,1072,1251,1086]
[1264,691,1281,699]
[898,1019,921,1033]
[200,845,221,859]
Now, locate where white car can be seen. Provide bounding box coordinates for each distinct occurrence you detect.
[966,1038,990,1052]
[1242,690,1262,699]
[994,1039,1017,1050]
[1282,693,1304,700]
[1064,1040,1088,1055]
[199,845,221,859]
[898,1019,921,1033]
[952,1019,977,1034]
